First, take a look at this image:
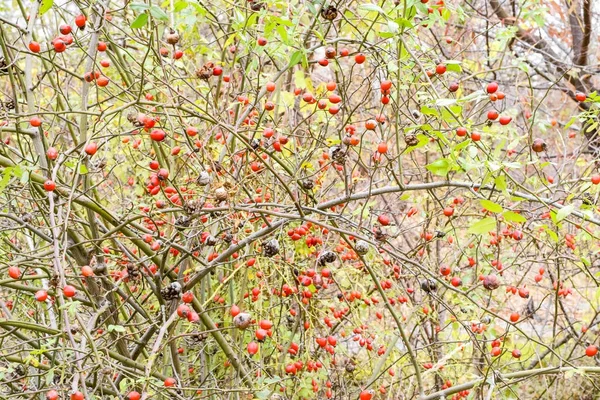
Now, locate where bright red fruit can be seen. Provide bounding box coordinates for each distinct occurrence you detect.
[486,82,498,94]
[182,291,194,303]
[230,304,240,317]
[255,328,268,341]
[378,214,390,226]
[586,345,598,357]
[44,180,56,191]
[35,290,48,301]
[84,142,98,155]
[177,304,191,318]
[75,15,86,29]
[186,126,198,136]
[259,320,273,330]
[247,341,259,355]
[46,390,59,400]
[70,391,84,400]
[8,266,20,279]
[487,110,499,120]
[29,41,41,53]
[127,391,141,400]
[359,390,373,400]
[30,116,42,127]
[59,24,72,35]
[53,40,67,52]
[164,377,176,387]
[63,285,76,298]
[150,129,166,141]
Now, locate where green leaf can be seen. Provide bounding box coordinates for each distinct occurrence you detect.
[556,205,574,222]
[130,2,150,12]
[404,134,429,154]
[468,217,496,235]
[395,18,414,28]
[503,211,526,223]
[446,63,462,73]
[421,106,439,116]
[546,228,558,242]
[0,167,13,192]
[564,116,577,130]
[20,170,29,185]
[39,0,53,15]
[149,6,169,20]
[358,3,385,13]
[173,1,188,11]
[289,50,303,67]
[495,175,507,191]
[256,390,272,399]
[276,25,288,44]
[480,199,503,213]
[108,324,126,333]
[45,369,54,386]
[131,13,148,28]
[79,165,88,175]
[426,158,451,176]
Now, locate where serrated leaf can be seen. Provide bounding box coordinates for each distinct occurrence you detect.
[40,0,53,15]
[468,217,496,234]
[480,199,503,213]
[358,3,385,13]
[503,211,526,223]
[556,205,574,222]
[131,13,148,29]
[149,6,169,20]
